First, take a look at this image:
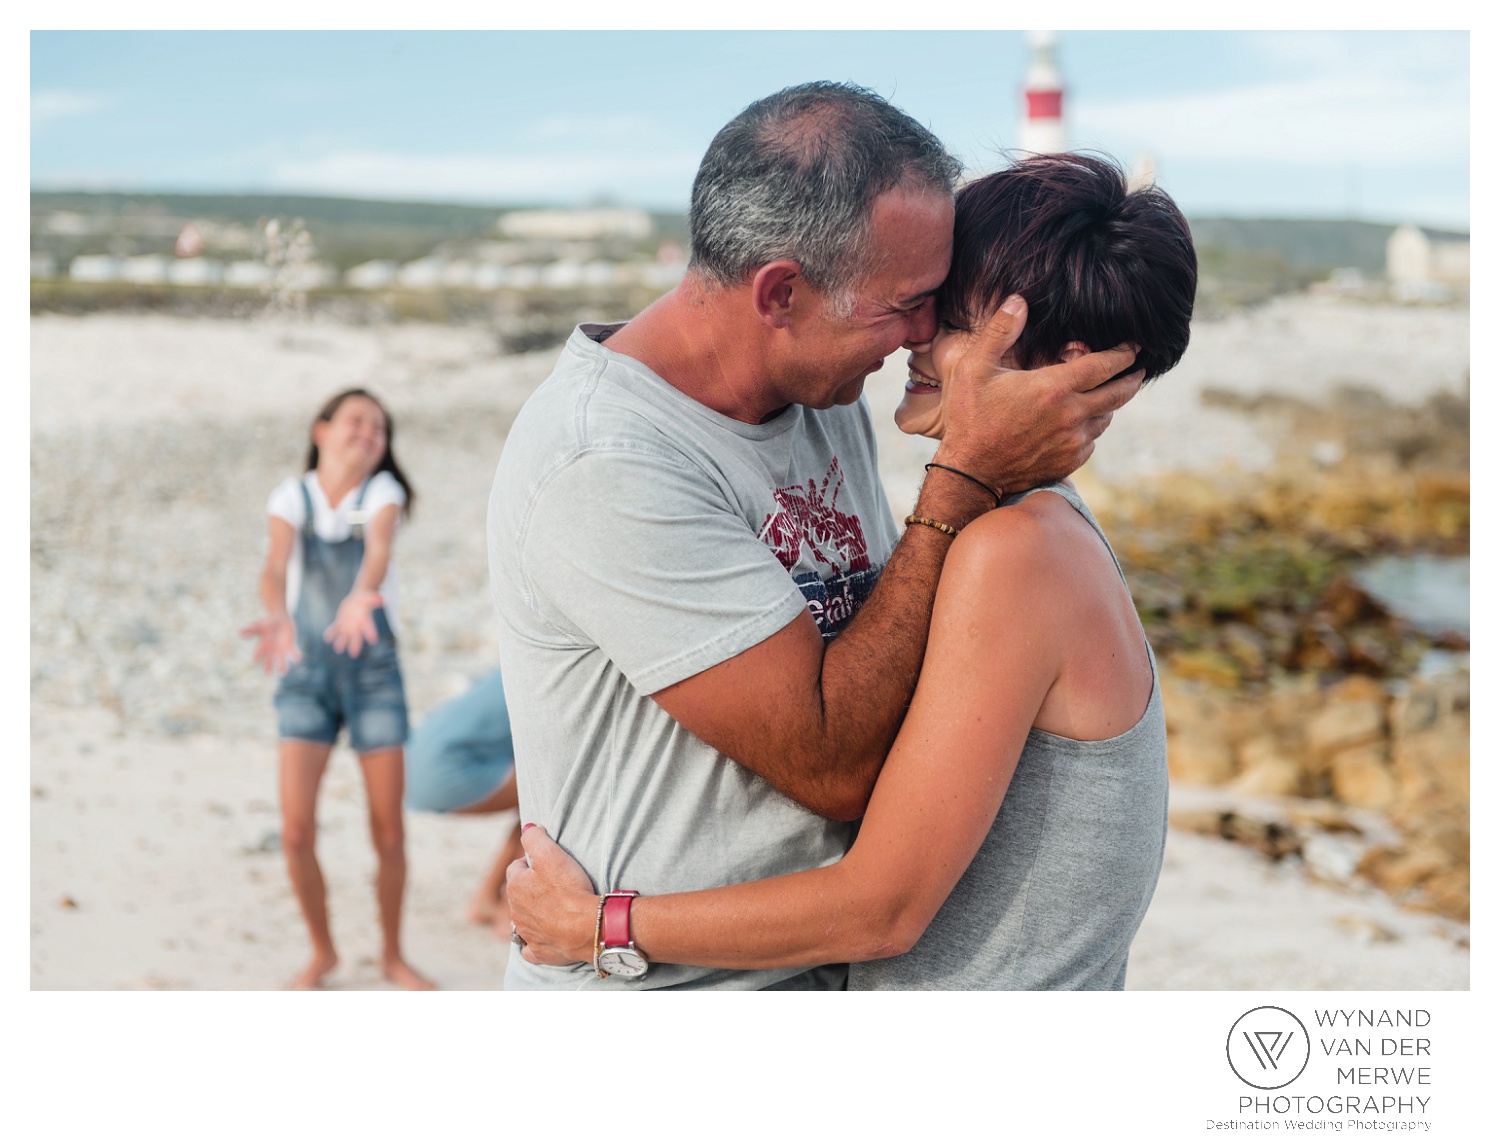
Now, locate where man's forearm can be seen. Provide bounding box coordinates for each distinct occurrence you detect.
[790,473,993,818]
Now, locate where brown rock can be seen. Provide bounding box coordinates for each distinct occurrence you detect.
[1420,868,1470,923]
[1414,472,1469,514]
[1167,807,1229,836]
[1391,725,1470,803]
[1220,622,1271,680]
[1257,610,1301,668]
[1264,676,1321,734]
[1410,820,1470,864]
[1239,734,1304,771]
[1329,743,1397,810]
[1223,813,1303,860]
[1231,756,1305,797]
[1168,649,1243,688]
[1286,800,1364,835]
[1167,807,1302,860]
[1293,623,1348,672]
[1328,675,1389,704]
[1167,734,1237,786]
[1307,696,1386,757]
[1356,843,1449,896]
[1317,574,1390,626]
[1391,687,1439,736]
[1160,676,1230,737]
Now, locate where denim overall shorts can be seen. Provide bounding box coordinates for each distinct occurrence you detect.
[273,478,409,753]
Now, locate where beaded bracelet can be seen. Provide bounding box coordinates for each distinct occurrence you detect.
[905,514,959,537]
[924,462,1003,509]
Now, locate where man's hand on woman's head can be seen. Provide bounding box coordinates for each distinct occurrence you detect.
[932,295,1144,495]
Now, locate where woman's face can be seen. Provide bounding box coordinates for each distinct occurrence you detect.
[893,318,1087,440]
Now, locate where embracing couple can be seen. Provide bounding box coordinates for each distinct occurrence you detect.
[490,81,1197,990]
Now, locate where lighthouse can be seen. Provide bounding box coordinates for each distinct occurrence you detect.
[1020,31,1067,155]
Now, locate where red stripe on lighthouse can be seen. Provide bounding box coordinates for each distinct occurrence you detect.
[1027,90,1063,119]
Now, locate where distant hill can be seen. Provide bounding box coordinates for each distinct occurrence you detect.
[1186,217,1407,273]
[30,190,691,269]
[33,190,516,231]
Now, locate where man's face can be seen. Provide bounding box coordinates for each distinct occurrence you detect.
[780,185,954,410]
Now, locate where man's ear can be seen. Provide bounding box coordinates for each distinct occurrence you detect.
[750,260,804,329]
[1058,340,1091,363]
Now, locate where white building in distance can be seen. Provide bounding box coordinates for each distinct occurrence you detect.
[498,208,652,241]
[1386,224,1470,301]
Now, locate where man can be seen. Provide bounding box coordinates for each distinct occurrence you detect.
[488,81,1141,990]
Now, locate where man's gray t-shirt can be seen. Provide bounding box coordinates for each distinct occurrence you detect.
[488,324,898,990]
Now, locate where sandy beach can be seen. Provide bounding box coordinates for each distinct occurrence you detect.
[30,297,1470,990]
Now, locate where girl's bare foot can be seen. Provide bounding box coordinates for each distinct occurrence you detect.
[382,956,437,991]
[288,950,339,990]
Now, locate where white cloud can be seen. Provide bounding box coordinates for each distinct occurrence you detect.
[268,148,703,206]
[31,89,107,127]
[1071,73,1468,166]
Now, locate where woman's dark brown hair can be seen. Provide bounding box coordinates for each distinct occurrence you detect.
[304,388,416,518]
[937,152,1197,382]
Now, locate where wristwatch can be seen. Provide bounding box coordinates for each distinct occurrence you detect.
[595,890,649,980]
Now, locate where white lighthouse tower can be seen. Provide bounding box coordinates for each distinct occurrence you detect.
[1020,31,1067,155]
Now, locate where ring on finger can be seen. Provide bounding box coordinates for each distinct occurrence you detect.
[510,924,526,948]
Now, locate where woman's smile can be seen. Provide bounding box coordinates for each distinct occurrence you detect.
[905,359,941,393]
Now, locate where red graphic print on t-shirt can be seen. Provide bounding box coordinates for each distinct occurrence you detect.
[758,456,871,574]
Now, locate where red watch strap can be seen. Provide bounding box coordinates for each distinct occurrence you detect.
[602,890,638,948]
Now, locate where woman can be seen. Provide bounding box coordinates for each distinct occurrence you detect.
[507,153,1197,989]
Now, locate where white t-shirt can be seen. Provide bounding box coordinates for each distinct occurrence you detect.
[267,470,407,633]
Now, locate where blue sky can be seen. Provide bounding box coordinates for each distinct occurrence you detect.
[30,29,1470,229]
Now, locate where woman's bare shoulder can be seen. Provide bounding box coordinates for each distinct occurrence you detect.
[946,491,1089,582]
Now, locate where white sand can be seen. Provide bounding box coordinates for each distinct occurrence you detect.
[28,705,1468,989]
[29,300,1470,990]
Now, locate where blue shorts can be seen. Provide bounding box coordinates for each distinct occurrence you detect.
[404,669,515,812]
[274,633,409,754]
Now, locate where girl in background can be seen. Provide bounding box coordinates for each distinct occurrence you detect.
[241,388,434,990]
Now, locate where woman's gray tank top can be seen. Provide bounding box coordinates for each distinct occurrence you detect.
[848,481,1168,990]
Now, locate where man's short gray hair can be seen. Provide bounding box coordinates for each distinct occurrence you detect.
[688,81,962,315]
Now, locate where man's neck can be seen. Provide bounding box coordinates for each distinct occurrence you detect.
[599,278,784,425]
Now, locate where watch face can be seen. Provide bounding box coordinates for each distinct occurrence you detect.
[597,947,649,979]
